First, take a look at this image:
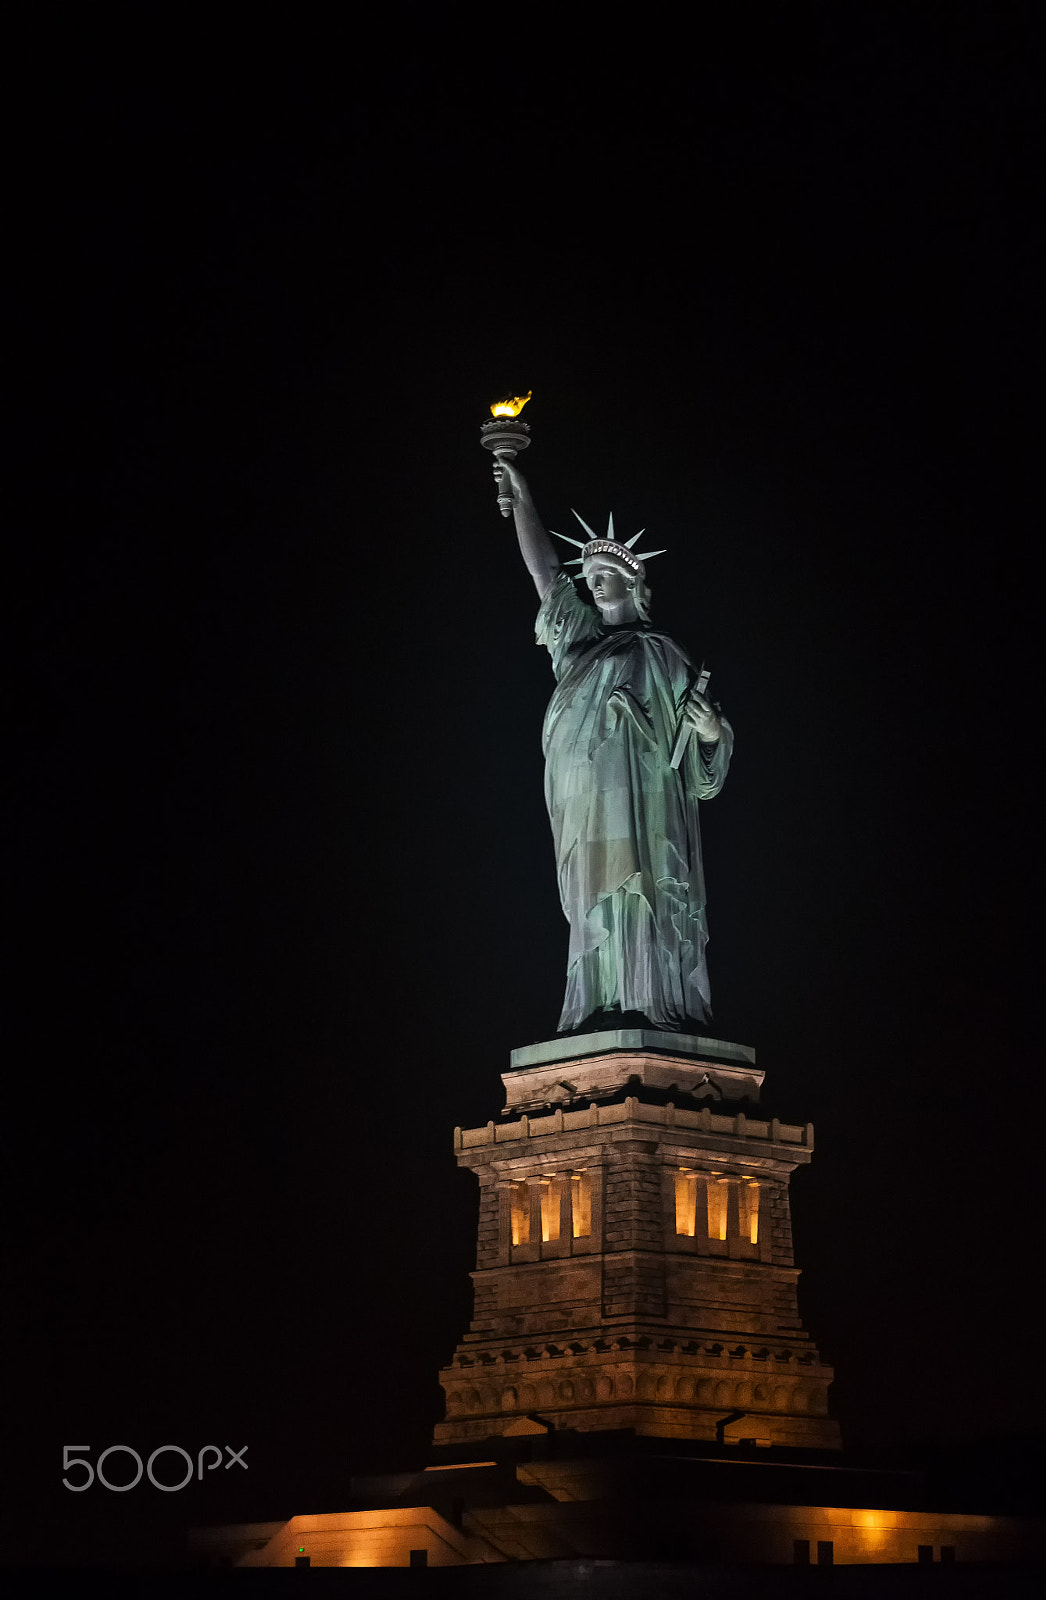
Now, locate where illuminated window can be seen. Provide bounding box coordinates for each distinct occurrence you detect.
[674,1170,697,1236]
[571,1172,592,1238]
[739,1181,760,1244]
[540,1178,560,1243]
[510,1182,530,1246]
[707,1176,728,1241]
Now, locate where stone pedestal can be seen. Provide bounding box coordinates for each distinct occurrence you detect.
[435,1032,839,1451]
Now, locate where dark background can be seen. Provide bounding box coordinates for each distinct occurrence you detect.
[5,2,1039,1567]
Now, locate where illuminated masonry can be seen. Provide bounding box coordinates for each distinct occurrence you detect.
[436,1032,839,1451]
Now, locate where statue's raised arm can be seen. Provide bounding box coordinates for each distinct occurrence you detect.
[493,458,560,600]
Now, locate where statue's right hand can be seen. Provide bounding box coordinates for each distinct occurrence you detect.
[492,456,526,502]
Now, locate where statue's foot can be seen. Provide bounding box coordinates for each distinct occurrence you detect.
[557,1007,716,1037]
[560,1008,658,1036]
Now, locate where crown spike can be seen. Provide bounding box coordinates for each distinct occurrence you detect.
[634,548,667,561]
[623,528,646,549]
[550,528,588,549]
[606,511,616,543]
[571,509,598,540]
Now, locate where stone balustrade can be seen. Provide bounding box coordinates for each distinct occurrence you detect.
[456,1097,813,1152]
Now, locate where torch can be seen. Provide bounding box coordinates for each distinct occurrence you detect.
[480,392,532,517]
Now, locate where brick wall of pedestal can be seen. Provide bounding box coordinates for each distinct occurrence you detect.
[437,1064,840,1450]
[768,1183,796,1268]
[474,1179,500,1269]
[602,1140,667,1319]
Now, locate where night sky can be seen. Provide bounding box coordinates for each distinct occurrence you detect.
[6,5,1040,1567]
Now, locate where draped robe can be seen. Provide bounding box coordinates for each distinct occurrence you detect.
[536,571,733,1032]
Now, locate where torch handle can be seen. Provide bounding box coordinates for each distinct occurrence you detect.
[494,446,517,519]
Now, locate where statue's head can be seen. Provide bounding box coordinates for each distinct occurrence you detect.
[553,513,663,623]
[583,550,653,621]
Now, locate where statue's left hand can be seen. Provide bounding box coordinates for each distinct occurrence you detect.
[683,690,722,744]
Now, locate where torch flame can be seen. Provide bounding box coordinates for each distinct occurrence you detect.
[490,391,532,418]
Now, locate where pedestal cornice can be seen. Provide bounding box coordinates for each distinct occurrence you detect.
[503,1033,763,1113]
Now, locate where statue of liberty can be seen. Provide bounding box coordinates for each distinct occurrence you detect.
[494,458,733,1034]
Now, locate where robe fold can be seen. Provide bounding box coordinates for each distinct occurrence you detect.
[536,571,733,1032]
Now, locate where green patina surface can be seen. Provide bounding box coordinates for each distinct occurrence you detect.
[509,1030,756,1071]
[537,572,732,1033]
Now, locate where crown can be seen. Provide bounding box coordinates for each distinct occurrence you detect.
[550,510,666,581]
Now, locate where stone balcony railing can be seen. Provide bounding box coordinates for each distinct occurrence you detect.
[455,1098,813,1152]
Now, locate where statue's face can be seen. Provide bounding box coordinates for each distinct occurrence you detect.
[586,564,631,612]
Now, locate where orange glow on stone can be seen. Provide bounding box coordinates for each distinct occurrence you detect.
[571,1171,592,1238]
[742,1180,760,1244]
[540,1178,560,1243]
[510,1182,529,1246]
[674,1170,697,1236]
[707,1176,728,1241]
